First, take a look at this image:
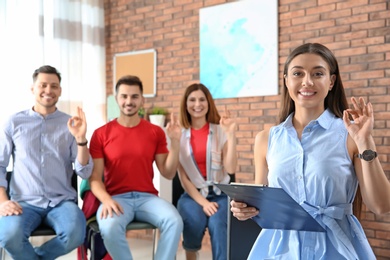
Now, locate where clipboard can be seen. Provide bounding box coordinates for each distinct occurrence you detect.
[216,183,325,232]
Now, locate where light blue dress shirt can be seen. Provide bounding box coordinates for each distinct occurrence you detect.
[249,109,375,260]
[0,108,93,208]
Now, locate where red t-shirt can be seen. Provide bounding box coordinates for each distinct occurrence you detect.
[190,123,209,179]
[89,119,168,196]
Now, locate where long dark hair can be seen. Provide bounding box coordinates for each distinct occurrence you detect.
[279,43,348,123]
[280,43,361,219]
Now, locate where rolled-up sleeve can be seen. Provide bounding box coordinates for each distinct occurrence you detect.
[74,155,93,179]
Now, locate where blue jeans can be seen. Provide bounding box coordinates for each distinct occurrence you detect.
[0,201,86,260]
[96,192,183,260]
[177,190,228,260]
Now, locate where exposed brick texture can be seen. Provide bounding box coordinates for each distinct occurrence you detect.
[104,0,390,257]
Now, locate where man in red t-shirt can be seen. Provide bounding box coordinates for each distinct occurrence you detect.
[89,75,183,260]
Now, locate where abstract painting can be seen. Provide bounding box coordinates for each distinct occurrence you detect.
[200,0,278,99]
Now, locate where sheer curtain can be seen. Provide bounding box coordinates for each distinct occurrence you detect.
[0,0,106,142]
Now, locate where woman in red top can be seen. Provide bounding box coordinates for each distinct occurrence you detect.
[177,83,237,260]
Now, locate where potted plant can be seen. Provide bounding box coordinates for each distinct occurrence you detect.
[138,107,145,118]
[148,106,167,128]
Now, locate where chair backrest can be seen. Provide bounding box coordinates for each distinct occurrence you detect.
[5,171,11,195]
[171,172,184,208]
[171,172,237,208]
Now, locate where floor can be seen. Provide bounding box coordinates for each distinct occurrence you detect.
[3,236,212,260]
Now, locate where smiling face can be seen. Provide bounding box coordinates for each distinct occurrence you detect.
[284,53,335,114]
[31,73,62,115]
[115,84,144,118]
[186,89,209,120]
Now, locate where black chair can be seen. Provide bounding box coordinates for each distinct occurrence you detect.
[172,172,184,208]
[227,197,262,260]
[86,216,157,260]
[173,172,246,259]
[172,172,236,207]
[0,171,84,260]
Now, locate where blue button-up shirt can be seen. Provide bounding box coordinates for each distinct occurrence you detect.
[0,108,93,208]
[248,109,375,259]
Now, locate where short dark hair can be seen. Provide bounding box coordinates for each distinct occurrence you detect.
[115,75,143,94]
[32,65,62,83]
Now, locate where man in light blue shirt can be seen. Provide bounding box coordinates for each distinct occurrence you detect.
[0,65,93,260]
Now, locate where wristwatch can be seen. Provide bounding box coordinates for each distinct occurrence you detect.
[357,149,377,162]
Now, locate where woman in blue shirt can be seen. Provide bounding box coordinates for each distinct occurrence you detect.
[231,43,390,259]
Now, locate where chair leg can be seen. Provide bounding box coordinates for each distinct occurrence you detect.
[90,232,96,260]
[152,229,156,260]
[79,244,86,260]
[89,227,158,260]
[0,247,4,260]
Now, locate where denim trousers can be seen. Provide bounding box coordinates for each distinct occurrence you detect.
[0,201,86,260]
[177,190,228,260]
[96,191,183,260]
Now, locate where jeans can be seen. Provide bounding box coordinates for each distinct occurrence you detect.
[0,201,86,260]
[96,191,183,260]
[177,190,228,260]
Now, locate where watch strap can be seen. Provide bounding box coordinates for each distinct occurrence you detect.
[77,140,88,146]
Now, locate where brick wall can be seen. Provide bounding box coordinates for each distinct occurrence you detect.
[104,0,390,258]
